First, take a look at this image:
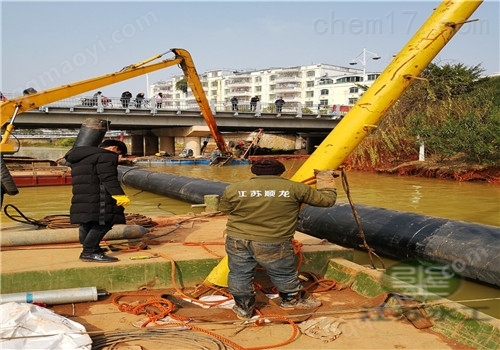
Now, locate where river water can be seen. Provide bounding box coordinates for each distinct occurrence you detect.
[2,147,499,318]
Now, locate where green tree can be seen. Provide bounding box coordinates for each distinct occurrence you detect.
[349,63,499,167]
[175,78,188,94]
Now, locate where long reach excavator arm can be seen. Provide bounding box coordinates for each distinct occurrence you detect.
[0,48,231,156]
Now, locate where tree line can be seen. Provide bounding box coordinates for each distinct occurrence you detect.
[349,63,500,168]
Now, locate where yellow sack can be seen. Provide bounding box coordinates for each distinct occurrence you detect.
[203,255,229,287]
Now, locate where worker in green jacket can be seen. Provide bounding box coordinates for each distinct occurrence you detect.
[219,158,337,319]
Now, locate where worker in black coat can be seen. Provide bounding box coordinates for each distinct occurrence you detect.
[64,139,130,262]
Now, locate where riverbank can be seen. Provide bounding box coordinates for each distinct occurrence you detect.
[343,154,500,184]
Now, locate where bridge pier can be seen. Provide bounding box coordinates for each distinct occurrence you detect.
[184,137,202,157]
[130,135,144,156]
[129,132,159,156]
[159,136,175,156]
[144,132,159,156]
[305,135,326,154]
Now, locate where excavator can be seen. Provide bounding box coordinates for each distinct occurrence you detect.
[0,48,233,204]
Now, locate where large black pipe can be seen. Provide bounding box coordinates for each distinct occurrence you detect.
[118,166,227,203]
[118,166,500,287]
[297,203,500,287]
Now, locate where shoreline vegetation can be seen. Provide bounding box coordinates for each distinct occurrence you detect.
[343,153,500,184]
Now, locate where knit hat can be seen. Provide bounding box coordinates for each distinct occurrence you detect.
[251,158,285,175]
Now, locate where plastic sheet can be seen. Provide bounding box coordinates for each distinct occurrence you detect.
[0,302,92,349]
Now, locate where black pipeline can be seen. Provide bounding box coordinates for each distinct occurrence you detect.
[297,203,500,288]
[118,166,227,204]
[118,166,500,287]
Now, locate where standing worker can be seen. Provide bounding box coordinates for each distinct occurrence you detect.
[120,91,132,108]
[218,158,338,319]
[64,140,131,263]
[275,96,285,115]
[135,92,145,108]
[230,96,239,111]
[155,92,163,108]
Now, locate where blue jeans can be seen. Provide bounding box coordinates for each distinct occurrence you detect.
[79,222,113,254]
[225,236,302,301]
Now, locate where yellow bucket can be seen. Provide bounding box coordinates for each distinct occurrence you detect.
[203,255,229,287]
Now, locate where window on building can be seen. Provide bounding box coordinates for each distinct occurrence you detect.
[306,81,314,88]
[306,91,314,98]
[306,70,315,77]
[255,86,262,92]
[255,77,262,83]
[318,78,333,85]
[348,98,358,104]
[319,99,329,106]
[349,87,359,93]
[336,76,363,83]
[305,101,314,107]
[270,75,276,81]
[270,85,275,91]
[367,74,380,81]
[320,89,329,95]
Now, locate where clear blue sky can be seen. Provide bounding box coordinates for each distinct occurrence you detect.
[1,1,498,98]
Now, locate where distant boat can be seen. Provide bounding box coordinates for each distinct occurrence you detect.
[3,157,72,187]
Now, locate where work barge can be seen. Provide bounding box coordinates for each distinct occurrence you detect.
[1,1,499,349]
[1,213,498,350]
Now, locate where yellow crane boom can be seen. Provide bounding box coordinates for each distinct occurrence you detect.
[0,48,231,156]
[291,0,483,183]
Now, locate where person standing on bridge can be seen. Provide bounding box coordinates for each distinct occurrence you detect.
[250,96,259,111]
[230,96,239,111]
[64,139,131,263]
[275,97,285,115]
[120,91,132,108]
[219,158,338,319]
[155,92,163,108]
[136,92,145,108]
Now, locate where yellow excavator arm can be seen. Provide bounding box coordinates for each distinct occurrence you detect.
[0,48,230,155]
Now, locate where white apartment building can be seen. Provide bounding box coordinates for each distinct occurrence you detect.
[150,64,380,112]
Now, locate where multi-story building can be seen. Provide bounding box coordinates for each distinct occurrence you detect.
[150,63,380,112]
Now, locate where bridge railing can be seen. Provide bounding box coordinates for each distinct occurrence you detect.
[2,93,348,119]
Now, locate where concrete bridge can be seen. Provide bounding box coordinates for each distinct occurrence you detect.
[14,102,341,156]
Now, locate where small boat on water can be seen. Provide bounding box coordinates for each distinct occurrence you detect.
[3,157,72,187]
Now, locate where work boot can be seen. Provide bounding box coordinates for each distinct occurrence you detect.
[232,295,255,320]
[279,292,321,310]
[79,252,119,263]
[233,305,254,320]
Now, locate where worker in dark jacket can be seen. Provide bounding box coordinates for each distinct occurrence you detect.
[219,158,337,319]
[64,139,130,263]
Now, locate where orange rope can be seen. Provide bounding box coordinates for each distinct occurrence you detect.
[111,293,189,327]
[304,278,338,293]
[182,241,225,258]
[112,250,301,349]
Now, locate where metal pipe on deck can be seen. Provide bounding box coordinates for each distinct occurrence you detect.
[0,287,99,305]
[0,225,149,247]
